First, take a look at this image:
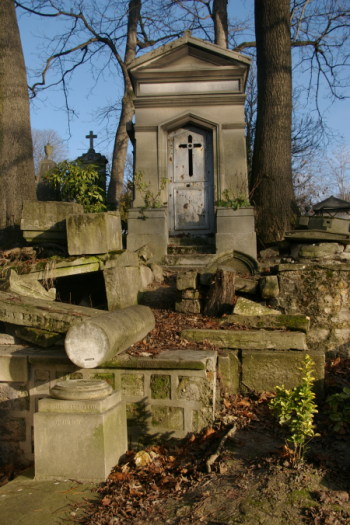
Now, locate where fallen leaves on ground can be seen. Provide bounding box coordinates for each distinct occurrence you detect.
[127,309,222,356]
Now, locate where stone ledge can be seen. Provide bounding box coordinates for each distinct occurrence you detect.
[181,329,307,350]
[241,350,325,393]
[103,349,217,371]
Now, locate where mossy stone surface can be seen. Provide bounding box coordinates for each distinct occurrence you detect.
[150,374,171,399]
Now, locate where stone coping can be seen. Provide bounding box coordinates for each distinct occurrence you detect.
[0,345,217,371]
[103,349,217,371]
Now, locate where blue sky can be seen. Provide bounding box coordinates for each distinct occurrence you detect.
[17,1,350,168]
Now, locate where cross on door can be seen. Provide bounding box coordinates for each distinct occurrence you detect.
[179,134,202,176]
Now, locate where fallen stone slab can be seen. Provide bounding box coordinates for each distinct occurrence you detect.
[220,314,310,333]
[234,297,281,316]
[65,305,155,368]
[0,269,55,301]
[14,326,63,348]
[181,329,307,350]
[0,290,103,333]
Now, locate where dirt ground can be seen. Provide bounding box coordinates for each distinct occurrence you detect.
[76,373,350,525]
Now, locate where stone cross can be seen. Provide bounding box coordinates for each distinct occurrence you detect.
[179,134,202,176]
[86,130,97,150]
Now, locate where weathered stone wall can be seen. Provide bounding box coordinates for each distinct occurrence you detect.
[276,263,350,354]
[0,346,217,466]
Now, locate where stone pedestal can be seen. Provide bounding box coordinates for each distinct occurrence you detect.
[34,380,127,482]
[127,207,168,262]
[215,207,257,259]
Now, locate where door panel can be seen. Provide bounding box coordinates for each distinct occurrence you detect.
[168,126,213,234]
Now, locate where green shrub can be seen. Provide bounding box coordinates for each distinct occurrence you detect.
[134,171,167,209]
[326,387,350,433]
[44,160,107,213]
[269,354,319,462]
[215,188,250,209]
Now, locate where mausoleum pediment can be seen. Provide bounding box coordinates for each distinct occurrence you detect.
[129,33,250,87]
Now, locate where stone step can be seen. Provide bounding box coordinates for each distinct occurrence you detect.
[167,244,215,255]
[168,235,215,247]
[181,328,307,350]
[164,253,216,267]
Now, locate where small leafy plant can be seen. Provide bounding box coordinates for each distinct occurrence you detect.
[269,354,319,463]
[215,188,250,210]
[44,160,107,213]
[326,387,350,433]
[134,171,167,209]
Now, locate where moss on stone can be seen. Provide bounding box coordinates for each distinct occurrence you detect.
[150,374,171,399]
[93,373,115,389]
[121,373,144,396]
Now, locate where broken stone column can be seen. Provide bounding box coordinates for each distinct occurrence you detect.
[34,379,127,482]
[65,305,155,368]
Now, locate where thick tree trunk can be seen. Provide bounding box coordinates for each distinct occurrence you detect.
[213,0,228,48]
[251,0,298,247]
[0,0,36,243]
[107,0,141,206]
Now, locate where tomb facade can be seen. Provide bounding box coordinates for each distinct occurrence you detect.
[127,32,256,261]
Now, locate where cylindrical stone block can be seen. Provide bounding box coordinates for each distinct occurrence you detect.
[65,305,155,368]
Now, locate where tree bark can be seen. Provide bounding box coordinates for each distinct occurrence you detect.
[107,0,141,206]
[203,269,236,317]
[0,0,36,243]
[212,0,228,48]
[250,0,298,247]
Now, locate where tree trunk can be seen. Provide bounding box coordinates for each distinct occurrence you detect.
[107,0,141,206]
[212,0,228,48]
[203,269,236,317]
[250,0,298,247]
[0,0,36,244]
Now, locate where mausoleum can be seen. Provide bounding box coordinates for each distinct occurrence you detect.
[127,32,256,261]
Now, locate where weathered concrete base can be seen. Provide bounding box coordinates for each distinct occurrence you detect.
[34,390,127,482]
[215,207,257,259]
[127,208,168,262]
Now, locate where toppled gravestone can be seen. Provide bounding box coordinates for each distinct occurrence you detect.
[67,211,122,255]
[20,201,83,244]
[234,297,281,316]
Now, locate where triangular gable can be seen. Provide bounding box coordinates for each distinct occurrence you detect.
[313,195,350,211]
[129,32,250,74]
